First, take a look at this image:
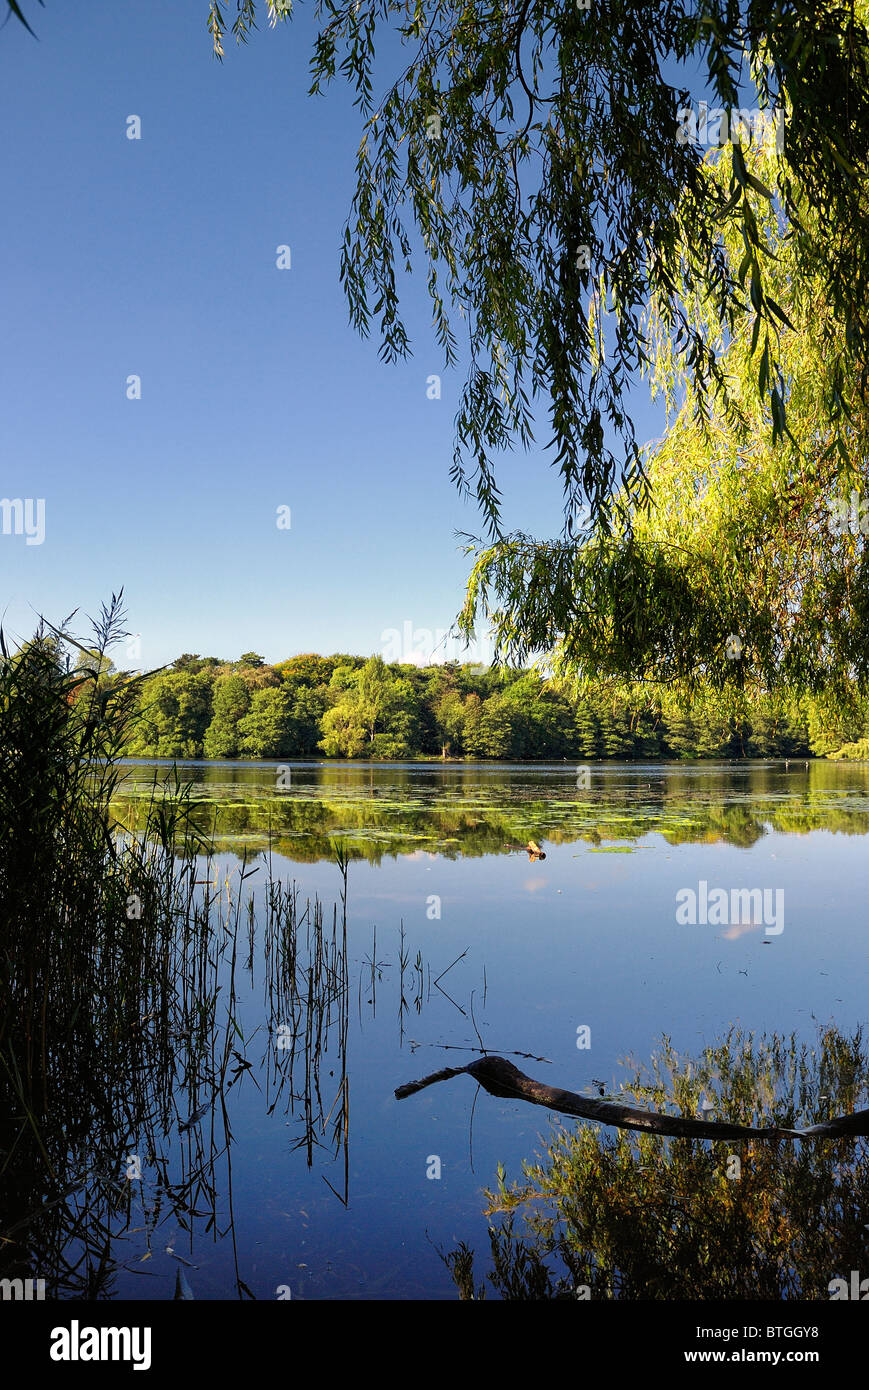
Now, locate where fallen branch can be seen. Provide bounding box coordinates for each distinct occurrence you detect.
[395,1055,869,1141]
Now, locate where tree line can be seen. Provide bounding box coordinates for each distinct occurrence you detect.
[107,650,869,762]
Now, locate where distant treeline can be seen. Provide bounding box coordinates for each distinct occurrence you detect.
[107,651,869,762]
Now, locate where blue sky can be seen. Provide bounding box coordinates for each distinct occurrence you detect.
[0,0,663,669]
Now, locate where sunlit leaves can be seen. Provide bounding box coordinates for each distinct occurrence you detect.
[460,116,869,696]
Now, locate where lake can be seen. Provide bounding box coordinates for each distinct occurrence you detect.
[46,760,869,1297]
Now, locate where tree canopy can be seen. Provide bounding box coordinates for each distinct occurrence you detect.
[196,2,869,546]
[67,641,869,762]
[460,128,869,695]
[9,0,869,694]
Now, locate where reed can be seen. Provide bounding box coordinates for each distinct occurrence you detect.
[0,602,355,1293]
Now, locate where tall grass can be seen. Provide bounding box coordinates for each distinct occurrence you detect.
[0,598,202,1290]
[0,596,195,1074]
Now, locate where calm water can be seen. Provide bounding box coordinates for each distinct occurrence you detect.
[73,762,869,1296]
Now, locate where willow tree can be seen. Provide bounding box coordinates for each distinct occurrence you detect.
[460,130,869,698]
[204,2,868,522]
[209,2,869,697]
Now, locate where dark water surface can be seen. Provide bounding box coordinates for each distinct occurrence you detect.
[81,761,869,1296]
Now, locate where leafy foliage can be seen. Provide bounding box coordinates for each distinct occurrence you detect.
[461,129,869,694]
[14,624,869,761]
[207,0,869,543]
[446,1026,869,1299]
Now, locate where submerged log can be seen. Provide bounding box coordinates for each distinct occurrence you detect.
[395,1054,869,1141]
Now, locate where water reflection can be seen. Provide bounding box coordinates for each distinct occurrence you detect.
[443,1026,869,1300]
[0,846,465,1299]
[5,761,869,1300]
[113,759,869,863]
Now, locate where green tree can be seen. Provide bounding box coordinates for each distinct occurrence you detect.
[288,682,328,756]
[806,691,867,757]
[464,693,516,759]
[462,127,869,699]
[237,686,297,758]
[662,707,698,760]
[501,673,574,758]
[275,653,348,687]
[356,656,397,746]
[596,698,635,760]
[318,701,368,759]
[319,656,418,758]
[433,689,469,759]
[126,671,213,758]
[574,701,600,761]
[203,674,251,758]
[694,711,738,759]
